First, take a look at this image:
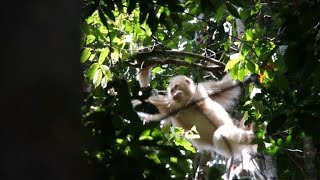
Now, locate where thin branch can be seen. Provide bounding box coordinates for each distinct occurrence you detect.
[158,50,226,67]
[285,148,304,153]
[137,49,225,67]
[132,57,224,72]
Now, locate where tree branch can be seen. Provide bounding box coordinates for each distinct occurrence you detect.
[136,49,225,68]
[158,50,226,67]
[132,57,224,72]
[152,58,224,71]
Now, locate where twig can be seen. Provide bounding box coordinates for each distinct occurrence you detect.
[157,50,226,67]
[137,49,225,67]
[285,148,303,153]
[132,57,224,71]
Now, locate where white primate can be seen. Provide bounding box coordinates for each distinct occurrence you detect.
[146,75,257,158]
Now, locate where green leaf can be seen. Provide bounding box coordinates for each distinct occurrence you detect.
[81,48,91,63]
[265,145,280,156]
[238,68,251,81]
[111,49,120,61]
[225,3,240,18]
[147,153,161,164]
[93,69,103,87]
[174,137,196,153]
[229,65,238,78]
[240,9,250,21]
[86,35,96,45]
[224,39,231,51]
[151,66,162,74]
[246,60,256,73]
[87,63,99,80]
[277,138,283,146]
[225,53,243,70]
[141,129,151,136]
[185,126,200,139]
[252,100,264,117]
[98,48,110,64]
[139,129,153,141]
[285,135,292,145]
[257,129,264,139]
[88,53,96,61]
[215,5,225,23]
[101,77,108,89]
[245,29,253,41]
[170,157,178,163]
[100,65,110,75]
[185,56,193,63]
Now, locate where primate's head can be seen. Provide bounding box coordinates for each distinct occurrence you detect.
[167,75,196,105]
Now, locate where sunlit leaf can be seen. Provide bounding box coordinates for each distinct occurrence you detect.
[225,53,243,71]
[81,48,92,63]
[93,69,103,87]
[98,48,110,64]
[111,49,120,61]
[174,137,196,153]
[147,153,161,164]
[87,63,99,80]
[88,53,96,61]
[245,29,253,41]
[257,129,264,139]
[86,35,96,45]
[101,77,108,89]
[100,65,110,75]
[185,126,200,139]
[170,157,178,163]
[152,66,162,74]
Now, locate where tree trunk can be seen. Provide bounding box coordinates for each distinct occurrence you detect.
[303,137,317,180]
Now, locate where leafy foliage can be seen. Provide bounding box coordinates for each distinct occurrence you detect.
[81,0,320,179]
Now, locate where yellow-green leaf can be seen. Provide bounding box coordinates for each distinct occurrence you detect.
[245,29,253,41]
[87,63,99,80]
[86,35,96,45]
[170,157,178,163]
[111,49,120,61]
[225,53,243,71]
[93,69,102,87]
[98,48,110,64]
[81,48,92,63]
[100,65,110,75]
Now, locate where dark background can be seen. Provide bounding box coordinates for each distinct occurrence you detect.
[0,1,90,179]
